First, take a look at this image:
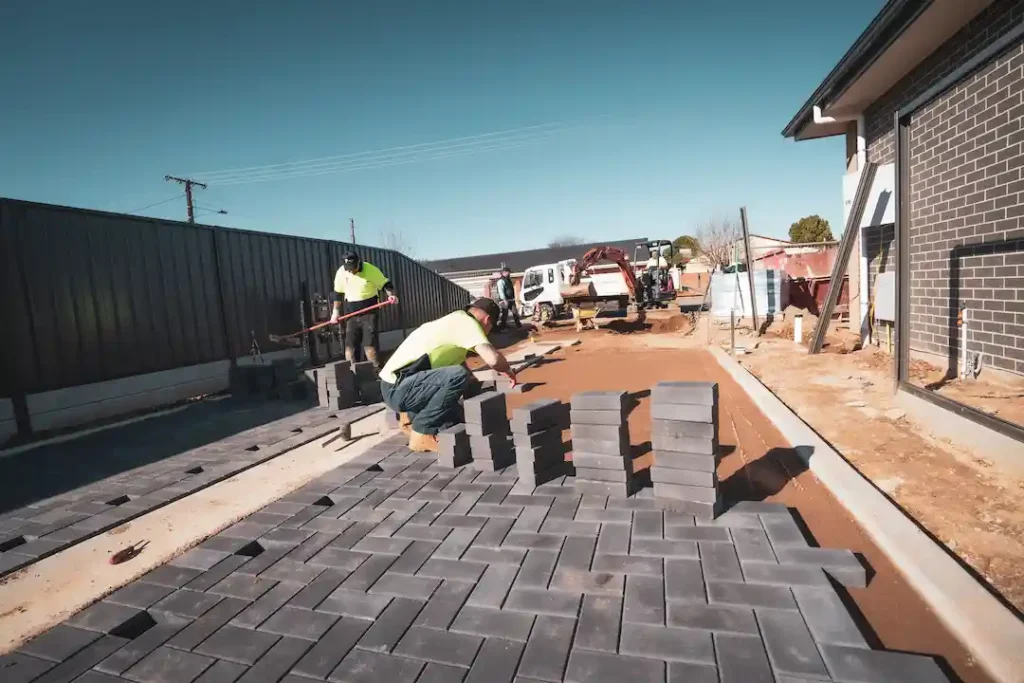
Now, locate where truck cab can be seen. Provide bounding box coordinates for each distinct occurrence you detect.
[520,259,574,321]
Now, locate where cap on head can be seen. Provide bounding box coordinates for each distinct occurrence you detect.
[467,297,500,323]
[343,251,360,272]
[500,262,511,274]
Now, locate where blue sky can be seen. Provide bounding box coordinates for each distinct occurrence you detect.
[0,0,884,261]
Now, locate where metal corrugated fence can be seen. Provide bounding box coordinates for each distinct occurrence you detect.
[0,198,470,397]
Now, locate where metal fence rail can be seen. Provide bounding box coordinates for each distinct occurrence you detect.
[0,198,470,398]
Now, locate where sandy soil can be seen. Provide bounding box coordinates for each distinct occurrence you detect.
[501,327,993,683]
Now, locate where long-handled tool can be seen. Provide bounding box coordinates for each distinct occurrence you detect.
[269,300,395,344]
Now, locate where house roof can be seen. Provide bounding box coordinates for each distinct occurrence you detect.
[421,238,648,275]
[783,0,993,140]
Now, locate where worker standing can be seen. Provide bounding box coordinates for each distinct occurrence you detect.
[495,264,521,331]
[331,251,397,371]
[379,298,516,452]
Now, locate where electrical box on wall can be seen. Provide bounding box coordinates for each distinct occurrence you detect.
[874,272,896,322]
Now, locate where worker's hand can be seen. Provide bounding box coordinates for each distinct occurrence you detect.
[502,370,517,384]
[330,310,341,324]
[387,294,398,305]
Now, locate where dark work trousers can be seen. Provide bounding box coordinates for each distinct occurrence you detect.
[344,297,380,361]
[380,366,469,435]
[497,299,520,329]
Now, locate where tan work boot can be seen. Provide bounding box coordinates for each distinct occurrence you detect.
[408,430,439,453]
[364,346,381,373]
[344,346,356,364]
[398,412,413,435]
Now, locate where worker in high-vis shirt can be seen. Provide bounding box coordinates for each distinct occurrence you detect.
[331,251,397,371]
[379,298,516,452]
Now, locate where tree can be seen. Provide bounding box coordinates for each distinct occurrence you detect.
[382,228,416,259]
[694,215,741,269]
[789,215,834,243]
[548,235,586,248]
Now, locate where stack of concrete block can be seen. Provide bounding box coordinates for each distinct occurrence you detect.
[511,398,566,488]
[570,391,637,496]
[464,392,514,471]
[353,361,382,403]
[313,361,357,410]
[438,424,472,468]
[650,381,721,519]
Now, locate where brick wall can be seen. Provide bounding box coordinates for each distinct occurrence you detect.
[864,0,1024,165]
[907,40,1024,375]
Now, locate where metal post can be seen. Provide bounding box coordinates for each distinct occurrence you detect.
[739,206,760,334]
[730,309,736,357]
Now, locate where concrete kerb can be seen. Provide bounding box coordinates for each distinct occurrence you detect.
[709,346,1024,683]
[0,410,388,654]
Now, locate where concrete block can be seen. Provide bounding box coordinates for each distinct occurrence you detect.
[773,546,868,588]
[469,432,513,460]
[651,433,717,455]
[819,644,948,682]
[664,558,705,603]
[653,482,718,504]
[462,637,524,683]
[438,424,472,468]
[593,553,663,576]
[571,423,630,442]
[512,425,562,449]
[575,595,622,652]
[570,408,627,425]
[570,391,628,411]
[575,467,629,483]
[195,624,279,665]
[650,402,715,423]
[290,617,371,679]
[464,420,509,437]
[658,497,721,521]
[619,623,715,664]
[329,648,425,682]
[351,361,376,382]
[708,581,798,610]
[571,436,630,456]
[574,479,632,497]
[516,464,566,489]
[356,597,426,652]
[623,574,665,625]
[124,646,216,683]
[756,608,830,679]
[652,381,719,406]
[515,442,565,467]
[651,467,717,487]
[652,450,716,472]
[369,573,441,601]
[573,452,634,471]
[358,381,383,404]
[516,453,565,475]
[463,391,508,427]
[652,419,718,440]
[466,564,519,609]
[518,615,576,682]
[565,649,666,683]
[791,586,869,648]
[740,562,831,588]
[666,602,758,634]
[511,399,564,432]
[714,633,773,683]
[556,535,599,570]
[472,452,515,472]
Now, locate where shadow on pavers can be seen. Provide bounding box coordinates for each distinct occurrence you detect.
[719,445,809,503]
[0,394,316,515]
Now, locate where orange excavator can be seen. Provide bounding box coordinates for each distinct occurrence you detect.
[561,246,647,330]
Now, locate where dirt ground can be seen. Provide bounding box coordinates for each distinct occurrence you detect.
[501,324,993,683]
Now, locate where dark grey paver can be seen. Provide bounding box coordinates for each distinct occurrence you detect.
[595,524,630,554]
[574,595,621,652]
[620,623,714,664]
[451,605,535,642]
[207,573,278,601]
[664,525,731,542]
[699,540,742,582]
[369,572,441,600]
[629,538,698,559]
[592,553,662,576]
[513,549,559,589]
[357,597,425,652]
[420,662,470,683]
[792,585,869,648]
[389,539,442,574]
[715,633,774,683]
[417,558,487,583]
[123,645,215,683]
[730,527,778,563]
[138,565,203,589]
[707,581,797,610]
[415,580,475,629]
[504,588,582,617]
[194,624,279,665]
[287,567,349,610]
[18,625,101,663]
[556,535,597,572]
[230,580,304,628]
[340,553,396,590]
[151,589,223,619]
[166,597,250,651]
[666,602,758,635]
[94,615,192,676]
[233,636,311,683]
[756,608,829,679]
[466,564,519,608]
[105,582,176,609]
[464,638,523,683]
[664,558,706,603]
[258,604,338,640]
[740,562,831,588]
[327,648,425,683]
[0,653,54,683]
[820,644,949,682]
[564,648,666,683]
[394,626,483,668]
[623,574,665,625]
[667,661,719,683]
[517,615,576,682]
[191,660,248,683]
[291,616,372,679]
[66,602,148,635]
[462,546,526,566]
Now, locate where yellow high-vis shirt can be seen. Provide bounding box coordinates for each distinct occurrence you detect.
[379,310,489,384]
[334,262,389,302]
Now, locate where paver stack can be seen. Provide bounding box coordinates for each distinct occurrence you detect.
[511,398,567,487]
[464,392,514,471]
[570,391,637,496]
[650,380,722,519]
[352,361,382,404]
[311,360,357,410]
[437,423,472,468]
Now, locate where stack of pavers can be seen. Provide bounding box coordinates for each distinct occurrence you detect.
[511,398,567,487]
[312,360,357,410]
[464,392,514,471]
[650,380,722,519]
[570,391,638,496]
[352,360,382,404]
[437,424,472,468]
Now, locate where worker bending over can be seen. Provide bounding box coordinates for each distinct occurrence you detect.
[331,251,396,371]
[379,298,516,452]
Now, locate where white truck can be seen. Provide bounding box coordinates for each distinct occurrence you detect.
[519,259,631,322]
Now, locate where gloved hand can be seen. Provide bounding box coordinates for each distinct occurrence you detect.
[387,294,398,305]
[330,309,341,324]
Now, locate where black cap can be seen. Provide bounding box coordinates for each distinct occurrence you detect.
[467,297,500,321]
[343,251,359,263]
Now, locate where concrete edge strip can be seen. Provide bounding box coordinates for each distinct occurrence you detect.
[0,411,388,653]
[709,346,1024,683]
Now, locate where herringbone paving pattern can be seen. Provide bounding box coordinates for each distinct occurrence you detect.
[0,433,950,682]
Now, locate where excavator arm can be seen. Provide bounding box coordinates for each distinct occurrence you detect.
[567,246,639,299]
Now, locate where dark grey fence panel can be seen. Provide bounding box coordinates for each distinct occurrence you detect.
[0,198,470,398]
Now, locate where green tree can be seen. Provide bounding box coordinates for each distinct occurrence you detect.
[789,215,834,243]
[672,235,699,265]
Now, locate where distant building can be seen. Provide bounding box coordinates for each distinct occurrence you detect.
[420,238,648,298]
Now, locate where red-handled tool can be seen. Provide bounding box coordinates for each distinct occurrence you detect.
[269,300,395,343]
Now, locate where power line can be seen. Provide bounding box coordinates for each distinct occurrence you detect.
[164,176,207,223]
[187,119,599,180]
[124,194,184,214]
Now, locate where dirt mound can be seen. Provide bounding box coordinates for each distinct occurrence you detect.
[648,314,694,334]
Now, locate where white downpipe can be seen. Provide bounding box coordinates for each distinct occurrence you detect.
[960,307,969,380]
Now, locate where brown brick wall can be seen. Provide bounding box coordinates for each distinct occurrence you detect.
[907,41,1024,375]
[865,0,1024,165]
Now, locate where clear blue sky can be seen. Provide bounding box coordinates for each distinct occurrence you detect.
[0,0,884,261]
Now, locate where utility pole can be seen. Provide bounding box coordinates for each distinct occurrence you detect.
[349,218,356,244]
[164,175,207,224]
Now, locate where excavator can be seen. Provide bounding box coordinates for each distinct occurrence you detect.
[559,246,657,331]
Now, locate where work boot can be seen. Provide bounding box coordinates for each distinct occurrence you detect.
[364,346,381,373]
[344,346,356,364]
[399,412,412,435]
[408,430,439,453]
